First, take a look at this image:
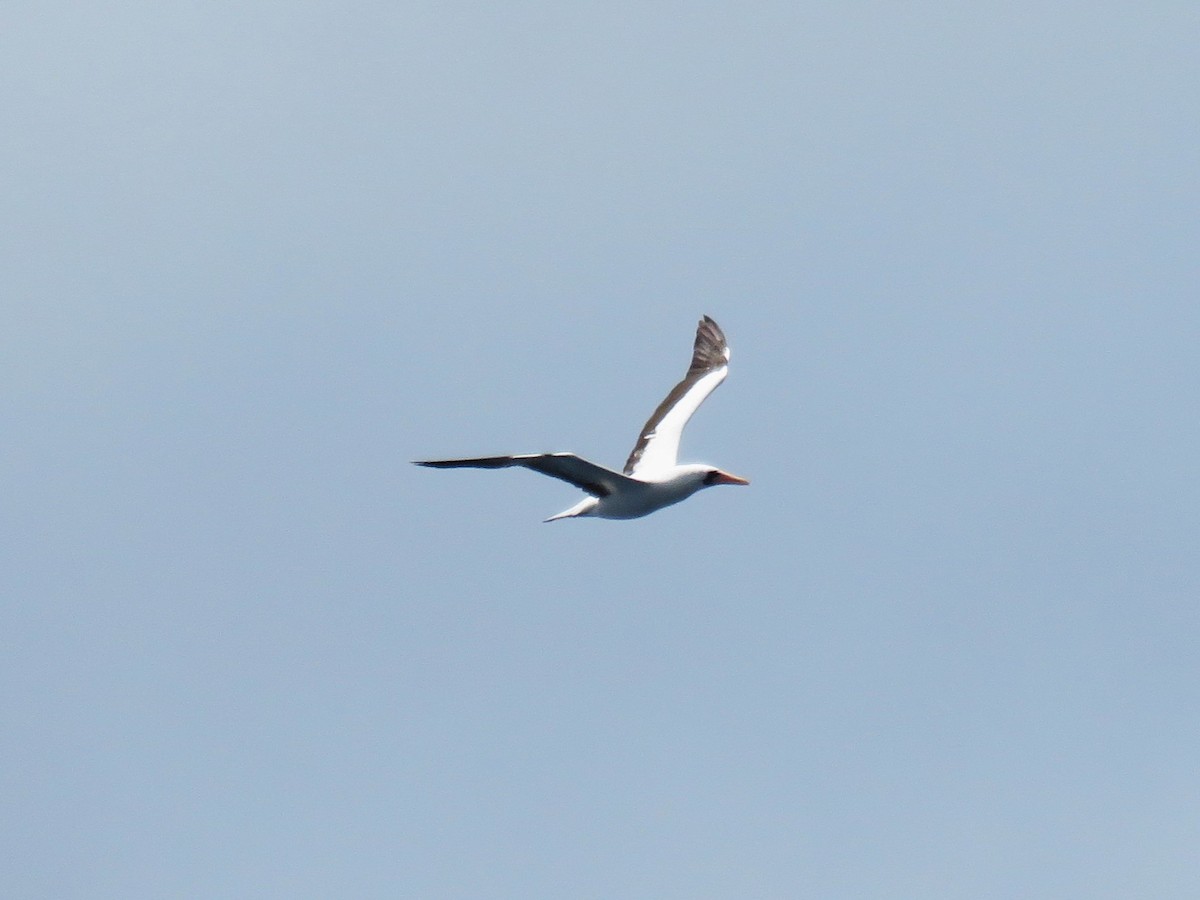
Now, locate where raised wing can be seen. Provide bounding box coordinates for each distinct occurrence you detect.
[414,453,638,498]
[623,316,730,477]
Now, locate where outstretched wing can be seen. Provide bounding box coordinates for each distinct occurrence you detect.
[414,453,638,497]
[623,315,730,477]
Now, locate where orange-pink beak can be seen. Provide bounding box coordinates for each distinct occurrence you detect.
[711,470,750,486]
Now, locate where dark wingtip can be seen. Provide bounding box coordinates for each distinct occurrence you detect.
[689,316,728,374]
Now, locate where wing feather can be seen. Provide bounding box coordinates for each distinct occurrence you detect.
[623,316,730,476]
[414,453,637,497]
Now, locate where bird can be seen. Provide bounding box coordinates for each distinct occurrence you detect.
[414,315,748,521]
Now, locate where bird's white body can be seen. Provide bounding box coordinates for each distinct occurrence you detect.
[415,316,747,521]
[544,464,720,522]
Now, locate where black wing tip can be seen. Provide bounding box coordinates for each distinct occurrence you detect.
[698,315,725,339]
[412,457,508,468]
[689,315,729,373]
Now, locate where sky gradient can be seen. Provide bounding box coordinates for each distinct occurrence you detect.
[4,3,1198,897]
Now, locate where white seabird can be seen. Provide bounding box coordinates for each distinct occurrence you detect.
[414,315,748,521]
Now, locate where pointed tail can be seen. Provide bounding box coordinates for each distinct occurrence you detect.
[544,497,599,522]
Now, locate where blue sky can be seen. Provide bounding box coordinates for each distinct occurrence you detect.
[4,3,1198,897]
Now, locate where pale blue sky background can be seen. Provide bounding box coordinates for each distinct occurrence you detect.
[4,3,1198,897]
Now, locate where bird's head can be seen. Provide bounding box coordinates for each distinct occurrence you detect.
[702,468,750,488]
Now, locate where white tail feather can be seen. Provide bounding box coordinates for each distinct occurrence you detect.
[544,497,599,522]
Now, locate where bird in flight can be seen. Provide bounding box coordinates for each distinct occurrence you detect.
[414,315,748,521]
